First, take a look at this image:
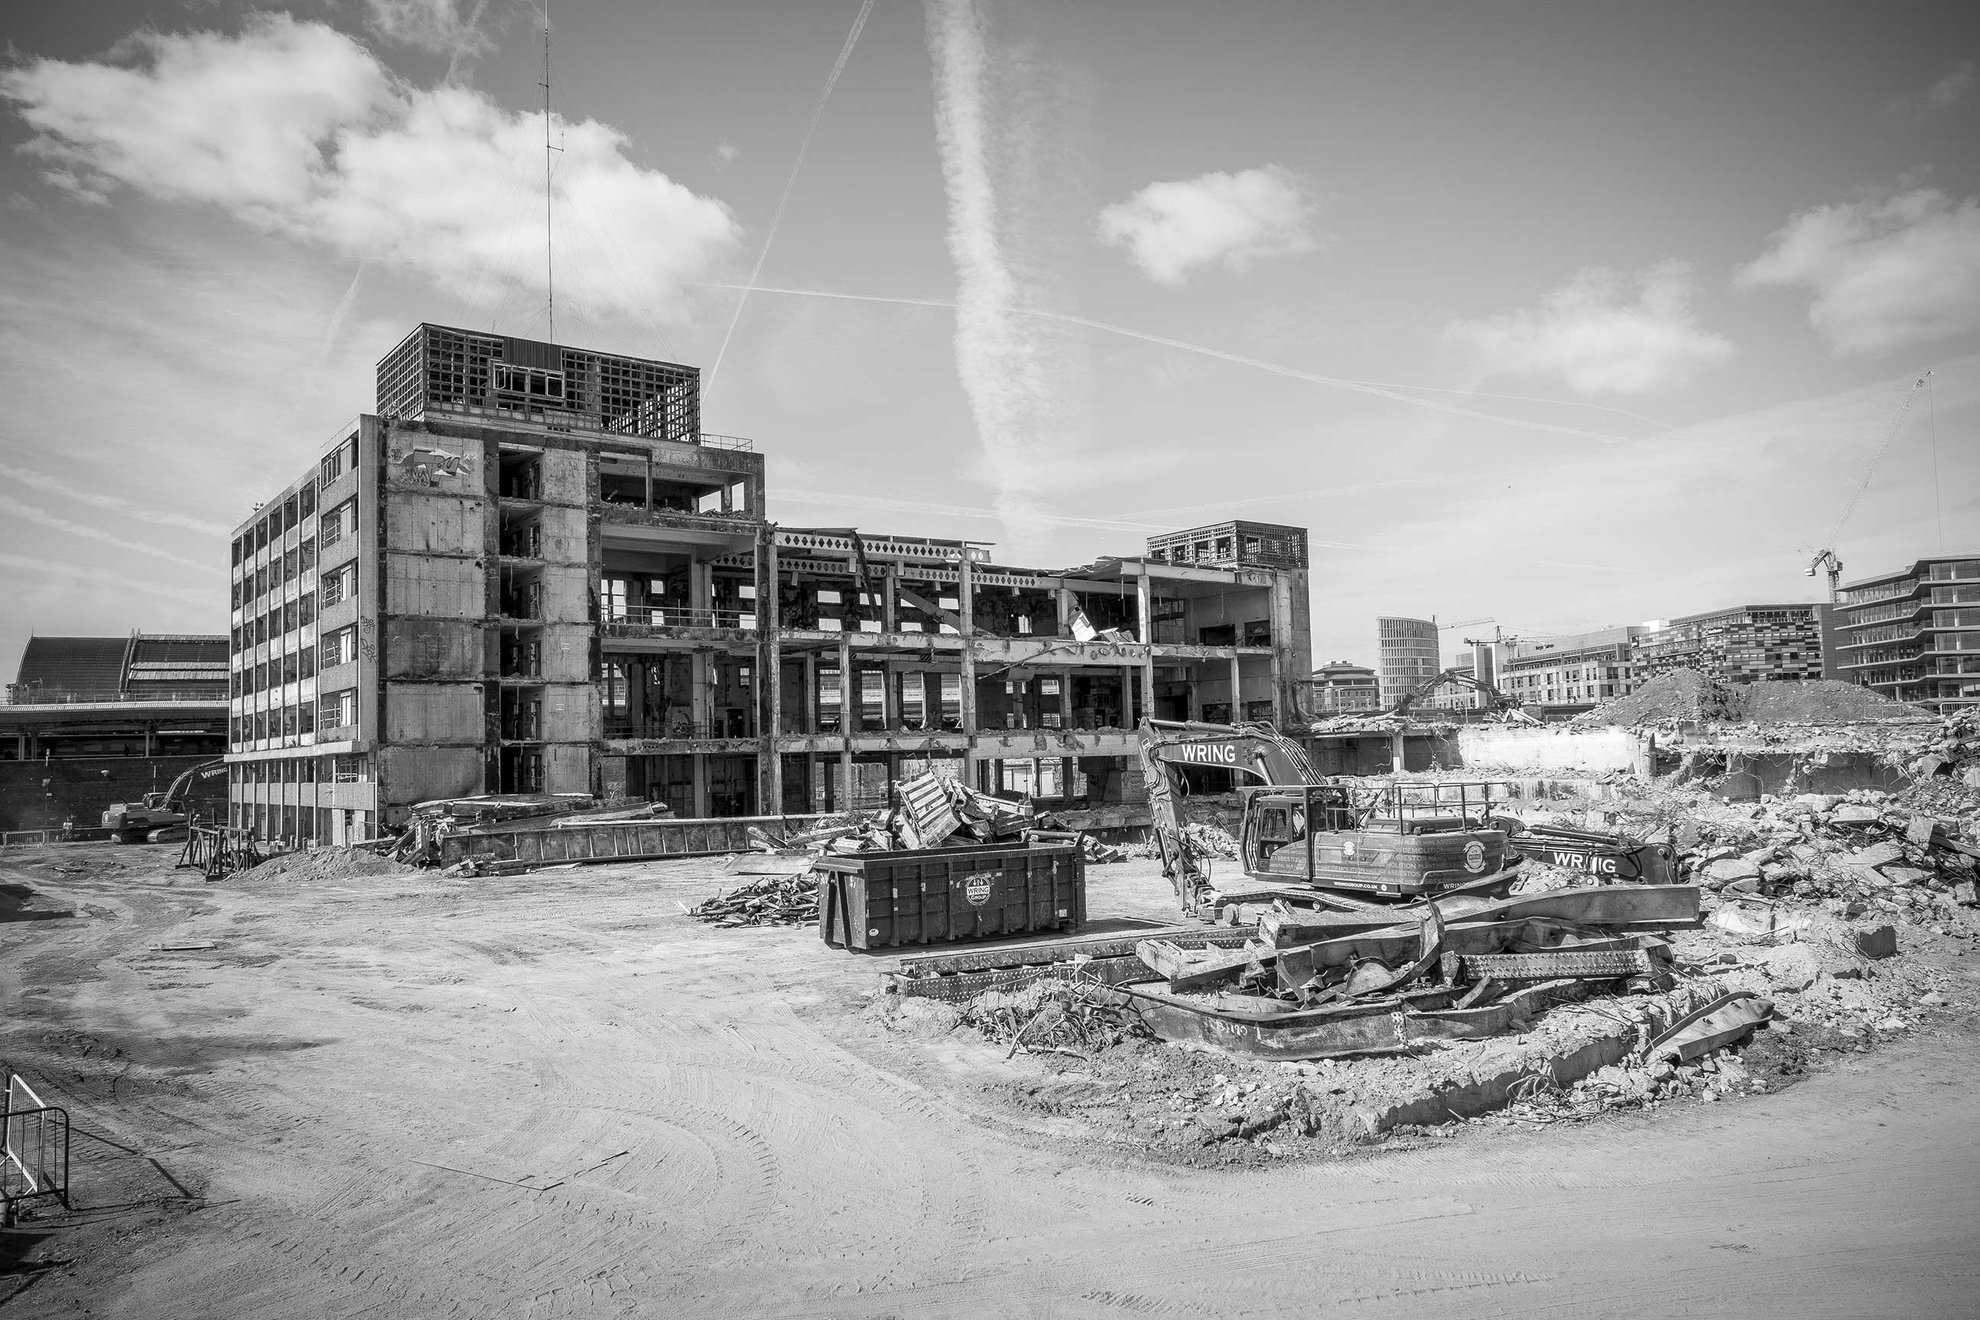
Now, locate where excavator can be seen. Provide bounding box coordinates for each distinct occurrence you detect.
[1386,666,1540,723]
[1137,719,1515,918]
[102,759,228,843]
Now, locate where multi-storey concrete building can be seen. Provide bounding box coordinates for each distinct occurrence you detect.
[1496,626,1649,717]
[1832,555,1980,712]
[1307,660,1381,714]
[227,324,1312,842]
[1376,616,1439,708]
[1632,605,1825,685]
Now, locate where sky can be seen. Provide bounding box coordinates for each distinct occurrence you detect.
[1,0,1977,677]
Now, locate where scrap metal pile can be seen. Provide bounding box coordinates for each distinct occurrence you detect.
[892,884,1715,1061]
[1119,884,1706,1058]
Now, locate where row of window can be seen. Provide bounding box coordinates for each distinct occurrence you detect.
[234,538,317,609]
[233,754,367,787]
[231,688,358,744]
[233,627,359,697]
[233,480,318,566]
[232,592,316,655]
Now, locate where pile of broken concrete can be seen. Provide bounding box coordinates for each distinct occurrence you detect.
[1685,788,1979,918]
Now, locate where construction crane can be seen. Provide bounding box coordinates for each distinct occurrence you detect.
[1807,372,1931,602]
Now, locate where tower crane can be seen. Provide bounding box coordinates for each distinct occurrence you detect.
[1807,372,1931,602]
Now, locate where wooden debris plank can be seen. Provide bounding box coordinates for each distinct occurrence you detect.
[1135,939,1275,993]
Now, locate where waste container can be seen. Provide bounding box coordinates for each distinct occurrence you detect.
[816,842,1085,950]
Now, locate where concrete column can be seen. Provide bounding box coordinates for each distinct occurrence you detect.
[692,748,709,817]
[1058,666,1073,729]
[883,566,899,634]
[1135,568,1156,722]
[1391,730,1406,775]
[803,651,817,733]
[958,555,978,775]
[759,529,782,815]
[837,631,854,734]
[1056,585,1072,637]
[1121,664,1136,728]
[1229,652,1243,724]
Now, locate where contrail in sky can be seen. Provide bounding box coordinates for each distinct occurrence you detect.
[698,282,1651,444]
[925,0,1080,542]
[0,492,211,572]
[706,0,875,393]
[0,462,231,537]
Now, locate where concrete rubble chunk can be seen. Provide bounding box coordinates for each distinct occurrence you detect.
[1854,925,1899,959]
[1845,842,1905,868]
[1830,804,1882,824]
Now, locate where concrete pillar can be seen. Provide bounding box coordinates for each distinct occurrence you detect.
[1121,664,1136,728]
[1391,730,1406,775]
[883,566,899,634]
[803,651,817,733]
[759,528,782,815]
[1058,667,1073,729]
[1056,585,1072,637]
[1135,568,1156,724]
[1229,653,1242,724]
[958,555,978,775]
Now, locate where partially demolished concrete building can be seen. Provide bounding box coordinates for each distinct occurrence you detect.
[226,325,1311,842]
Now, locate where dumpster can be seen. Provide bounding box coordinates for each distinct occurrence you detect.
[817,843,1085,950]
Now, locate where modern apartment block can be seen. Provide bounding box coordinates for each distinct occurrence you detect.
[226,324,1312,842]
[1376,616,1439,708]
[1831,555,1980,712]
[1497,626,1650,716]
[1632,605,1826,685]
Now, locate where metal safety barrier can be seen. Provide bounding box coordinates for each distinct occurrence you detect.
[2,1070,70,1224]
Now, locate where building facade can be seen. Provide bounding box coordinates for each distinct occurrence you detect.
[2,633,229,832]
[1831,555,1980,713]
[1632,605,1826,684]
[1376,616,1439,708]
[1497,626,1649,717]
[1306,660,1381,715]
[226,324,1313,842]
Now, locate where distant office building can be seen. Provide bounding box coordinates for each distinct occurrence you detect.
[1831,555,1980,712]
[1498,626,1650,716]
[1633,605,1825,684]
[1308,660,1381,715]
[1377,617,1439,708]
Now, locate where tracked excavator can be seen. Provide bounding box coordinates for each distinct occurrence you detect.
[1136,719,1516,918]
[102,759,228,843]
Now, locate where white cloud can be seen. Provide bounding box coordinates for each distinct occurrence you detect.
[1737,187,1980,356]
[1446,261,1735,395]
[0,14,739,324]
[715,140,740,163]
[1096,165,1317,284]
[1890,61,1974,117]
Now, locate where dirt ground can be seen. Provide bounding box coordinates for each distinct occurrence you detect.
[4,842,1979,1318]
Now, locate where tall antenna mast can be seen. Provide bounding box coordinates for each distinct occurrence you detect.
[541,0,555,343]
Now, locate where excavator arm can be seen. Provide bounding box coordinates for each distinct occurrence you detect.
[1137,719,1321,915]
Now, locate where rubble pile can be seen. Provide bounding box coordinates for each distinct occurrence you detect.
[1676,787,1979,918]
[1575,669,1918,728]
[959,980,1150,1055]
[686,872,820,927]
[234,846,412,885]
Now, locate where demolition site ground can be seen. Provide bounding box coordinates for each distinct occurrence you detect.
[4,837,1980,1317]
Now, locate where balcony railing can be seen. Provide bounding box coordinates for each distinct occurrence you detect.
[699,433,755,451]
[603,608,757,634]
[1841,579,1917,606]
[2,686,229,706]
[1839,601,1920,626]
